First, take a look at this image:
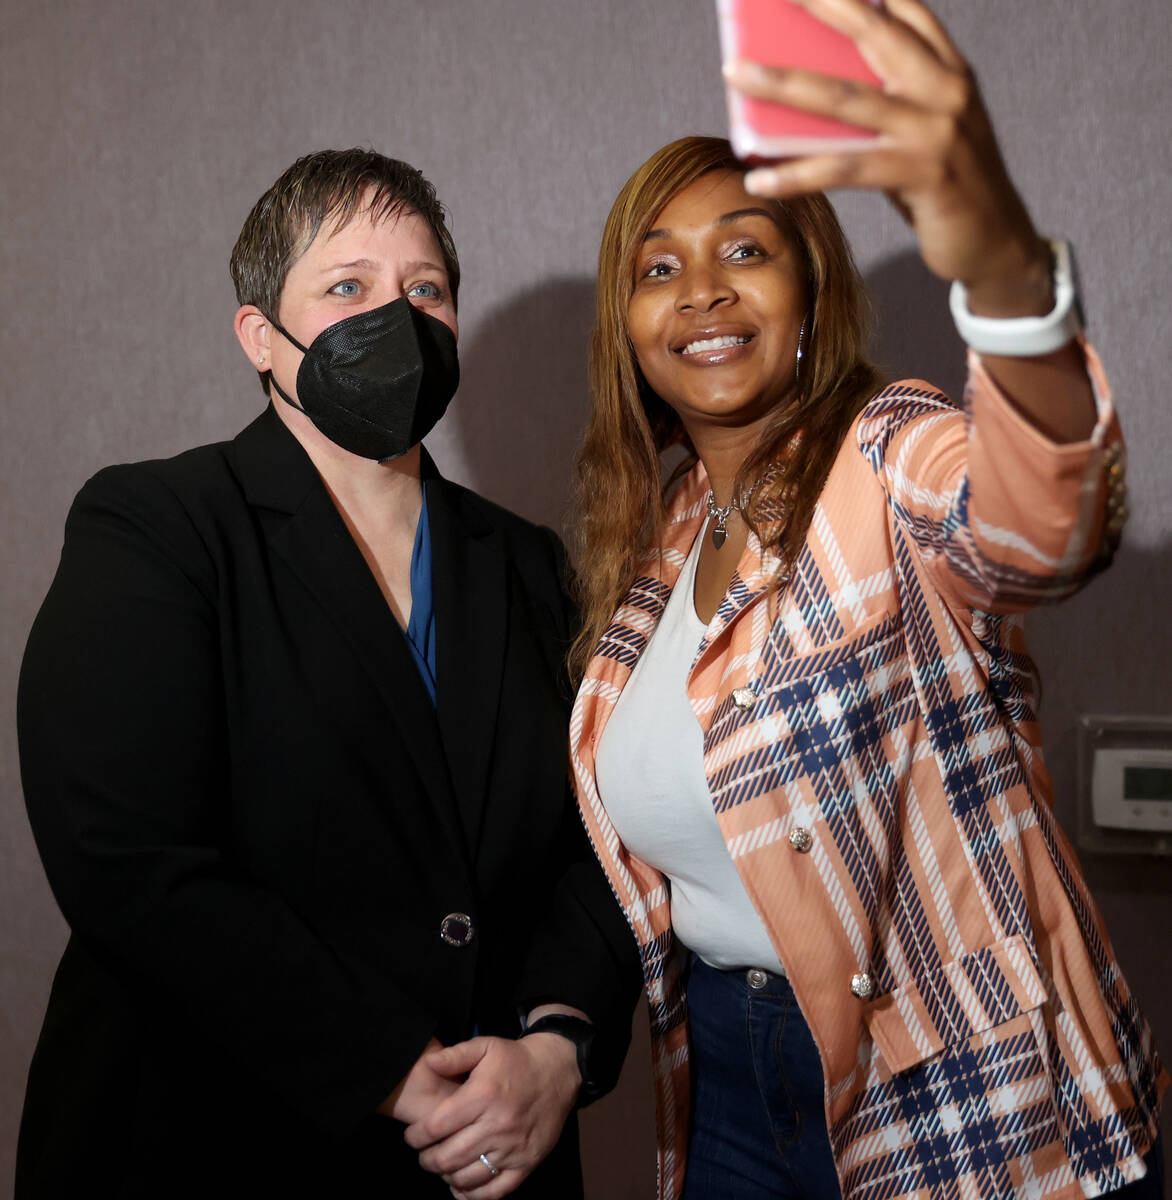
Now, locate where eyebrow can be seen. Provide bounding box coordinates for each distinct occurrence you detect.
[318,258,379,275]
[316,258,447,276]
[643,207,778,242]
[400,260,446,276]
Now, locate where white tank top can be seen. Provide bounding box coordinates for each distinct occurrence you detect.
[594,525,784,973]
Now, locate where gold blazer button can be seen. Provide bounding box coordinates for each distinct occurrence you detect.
[788,827,813,853]
[731,687,757,711]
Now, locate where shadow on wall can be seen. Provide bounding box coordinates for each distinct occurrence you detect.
[447,275,597,534]
[864,249,967,401]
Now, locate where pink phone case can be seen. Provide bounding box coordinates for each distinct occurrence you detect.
[718,0,883,160]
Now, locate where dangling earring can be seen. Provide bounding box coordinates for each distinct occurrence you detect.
[794,316,807,383]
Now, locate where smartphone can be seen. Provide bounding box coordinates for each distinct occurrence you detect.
[718,0,884,161]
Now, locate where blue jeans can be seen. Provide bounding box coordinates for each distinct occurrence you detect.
[683,956,842,1199]
[682,955,1164,1200]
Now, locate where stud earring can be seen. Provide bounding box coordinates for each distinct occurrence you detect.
[256,354,265,366]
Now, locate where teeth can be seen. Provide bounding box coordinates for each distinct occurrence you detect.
[682,334,749,355]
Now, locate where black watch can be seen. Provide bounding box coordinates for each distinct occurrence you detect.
[519,1014,599,1107]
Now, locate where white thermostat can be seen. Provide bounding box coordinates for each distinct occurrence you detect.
[1090,749,1172,832]
[1078,715,1172,856]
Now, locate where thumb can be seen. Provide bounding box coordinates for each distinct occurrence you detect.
[427,1037,489,1078]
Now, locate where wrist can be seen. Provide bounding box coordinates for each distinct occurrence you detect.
[521,1031,582,1105]
[950,239,1083,358]
[519,1013,597,1108]
[525,1002,590,1024]
[962,237,1053,318]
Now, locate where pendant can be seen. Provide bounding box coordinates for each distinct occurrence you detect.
[706,489,737,551]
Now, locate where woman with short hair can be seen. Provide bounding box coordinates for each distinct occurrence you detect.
[17,147,640,1200]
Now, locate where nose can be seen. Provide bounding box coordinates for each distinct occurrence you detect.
[676,264,735,314]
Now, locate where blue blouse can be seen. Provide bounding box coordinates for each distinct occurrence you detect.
[405,490,437,705]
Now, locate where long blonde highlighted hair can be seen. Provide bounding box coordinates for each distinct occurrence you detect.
[570,136,881,680]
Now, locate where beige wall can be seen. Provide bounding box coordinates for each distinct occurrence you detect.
[2,2,1170,1195]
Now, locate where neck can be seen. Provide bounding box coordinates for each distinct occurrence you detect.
[687,411,775,506]
[273,395,423,532]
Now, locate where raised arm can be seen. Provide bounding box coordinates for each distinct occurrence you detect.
[726,0,1098,440]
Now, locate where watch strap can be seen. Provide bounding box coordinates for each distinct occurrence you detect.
[949,239,1083,357]
[519,1014,599,1108]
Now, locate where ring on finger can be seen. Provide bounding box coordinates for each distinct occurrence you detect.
[479,1152,499,1178]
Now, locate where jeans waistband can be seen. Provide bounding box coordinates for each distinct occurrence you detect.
[690,954,792,999]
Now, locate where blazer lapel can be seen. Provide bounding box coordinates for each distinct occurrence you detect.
[424,463,507,858]
[230,408,469,865]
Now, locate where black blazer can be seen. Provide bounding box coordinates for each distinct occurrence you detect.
[17,406,640,1199]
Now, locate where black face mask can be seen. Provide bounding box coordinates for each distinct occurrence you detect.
[266,296,460,463]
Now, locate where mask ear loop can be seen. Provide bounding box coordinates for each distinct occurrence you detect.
[262,317,311,414]
[267,317,309,355]
[794,315,808,384]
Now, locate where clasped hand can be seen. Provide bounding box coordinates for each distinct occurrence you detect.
[403,1032,581,1199]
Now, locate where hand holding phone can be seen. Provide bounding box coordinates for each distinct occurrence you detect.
[715,0,1050,304]
[718,0,884,161]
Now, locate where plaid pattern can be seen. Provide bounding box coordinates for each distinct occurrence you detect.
[570,344,1165,1200]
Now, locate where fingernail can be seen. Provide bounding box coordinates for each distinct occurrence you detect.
[723,58,772,88]
[743,168,779,195]
[722,59,750,85]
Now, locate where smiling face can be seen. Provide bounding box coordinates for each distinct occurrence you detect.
[627,170,807,441]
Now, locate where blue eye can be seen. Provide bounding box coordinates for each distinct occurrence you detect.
[408,281,442,300]
[330,280,361,297]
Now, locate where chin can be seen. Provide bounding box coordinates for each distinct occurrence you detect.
[680,388,779,425]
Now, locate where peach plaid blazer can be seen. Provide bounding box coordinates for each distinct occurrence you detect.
[570,345,1164,1200]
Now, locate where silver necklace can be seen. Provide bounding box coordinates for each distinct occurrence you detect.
[706,490,740,550]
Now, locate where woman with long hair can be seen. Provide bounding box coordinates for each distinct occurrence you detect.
[569,1,1163,1198]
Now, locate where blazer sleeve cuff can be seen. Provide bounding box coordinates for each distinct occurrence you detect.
[967,335,1117,461]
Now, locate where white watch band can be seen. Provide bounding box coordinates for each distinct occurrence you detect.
[949,239,1083,357]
